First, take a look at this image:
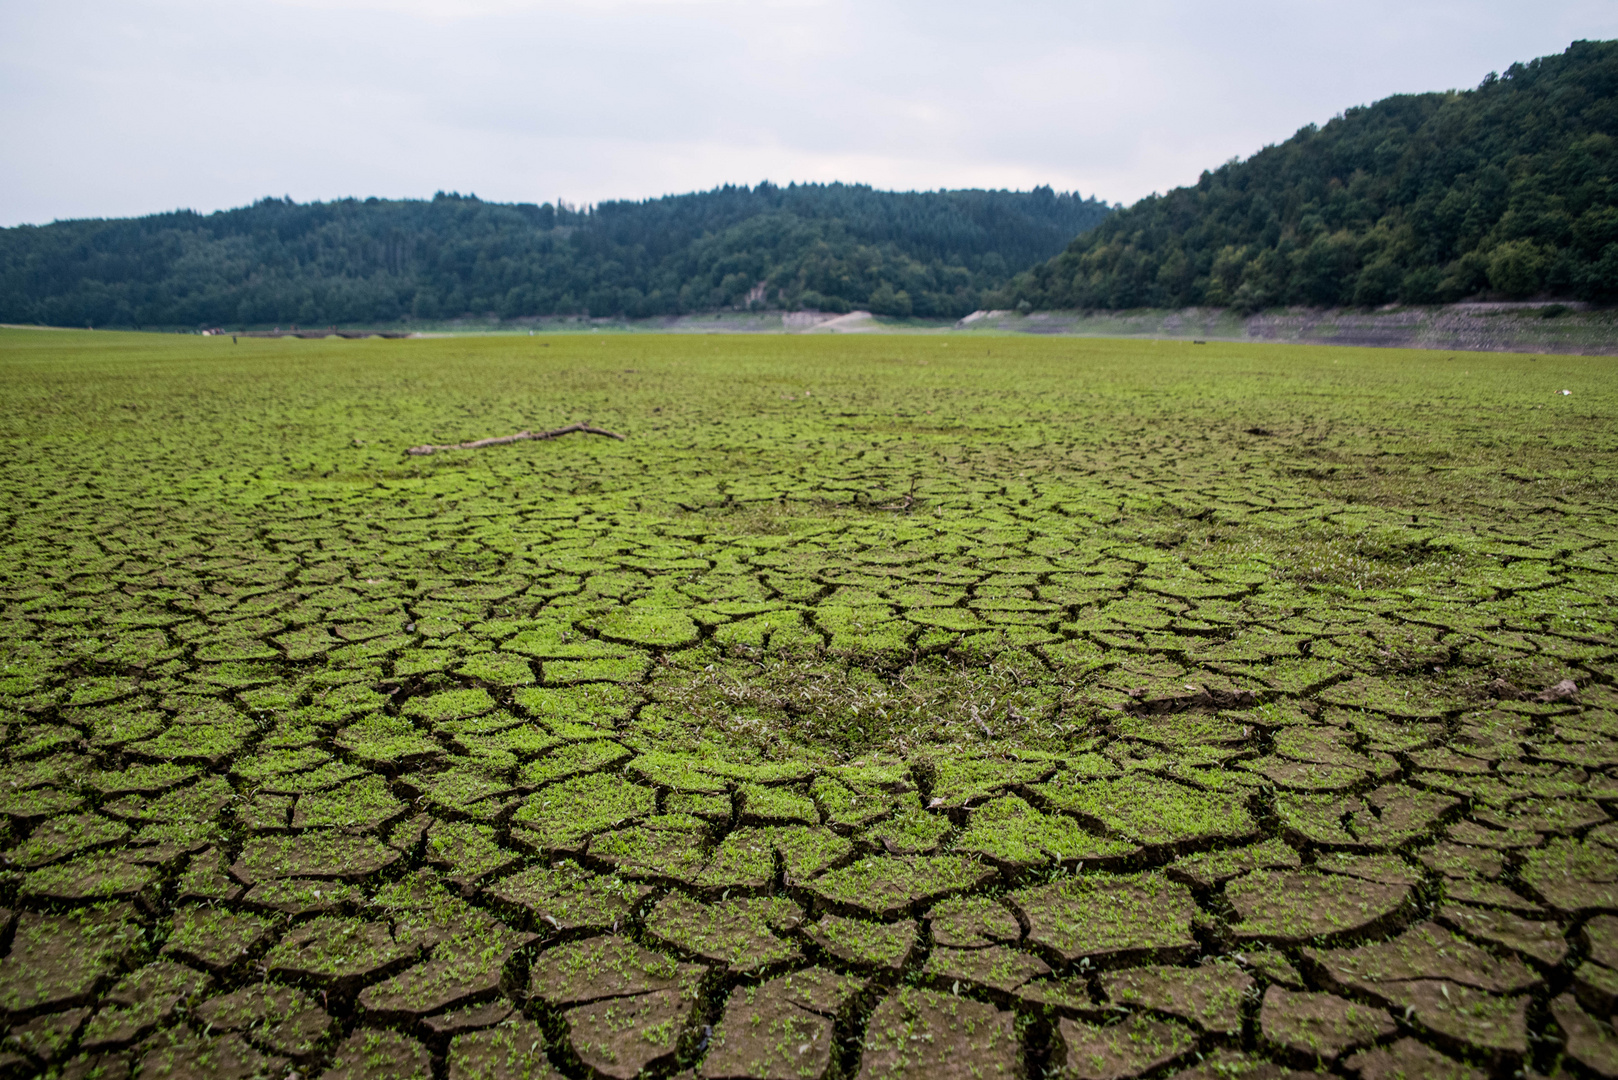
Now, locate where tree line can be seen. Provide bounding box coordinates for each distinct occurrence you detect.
[1000,39,1618,312]
[0,183,1110,328]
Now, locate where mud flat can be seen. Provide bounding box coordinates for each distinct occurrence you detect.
[963,303,1618,355]
[0,328,1614,1077]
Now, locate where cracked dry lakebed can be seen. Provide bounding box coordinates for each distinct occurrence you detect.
[0,327,1615,1078]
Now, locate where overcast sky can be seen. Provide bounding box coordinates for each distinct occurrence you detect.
[2,0,1616,227]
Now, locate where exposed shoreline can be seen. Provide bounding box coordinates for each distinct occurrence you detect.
[11,302,1618,355]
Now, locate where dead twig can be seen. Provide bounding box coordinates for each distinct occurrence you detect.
[876,476,920,512]
[406,422,625,456]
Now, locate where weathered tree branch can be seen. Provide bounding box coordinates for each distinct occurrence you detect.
[406,422,626,456]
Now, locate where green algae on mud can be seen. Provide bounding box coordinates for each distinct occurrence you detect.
[0,327,1616,1077]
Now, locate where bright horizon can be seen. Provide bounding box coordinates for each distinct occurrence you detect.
[3,0,1617,229]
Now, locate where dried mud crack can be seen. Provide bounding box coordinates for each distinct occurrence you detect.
[0,329,1614,1078]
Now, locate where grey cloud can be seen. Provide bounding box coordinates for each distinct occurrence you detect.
[1,0,1615,225]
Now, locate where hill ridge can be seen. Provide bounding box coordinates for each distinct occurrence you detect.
[1004,39,1618,312]
[0,182,1108,329]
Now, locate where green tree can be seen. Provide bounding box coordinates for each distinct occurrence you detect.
[1487,240,1548,298]
[1352,258,1403,305]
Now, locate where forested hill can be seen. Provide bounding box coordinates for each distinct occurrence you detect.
[1004,39,1618,312]
[0,183,1109,327]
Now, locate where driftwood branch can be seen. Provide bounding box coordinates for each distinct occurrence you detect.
[407,422,626,456]
[876,477,920,512]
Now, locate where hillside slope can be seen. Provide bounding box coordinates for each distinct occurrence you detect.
[0,183,1108,328]
[1006,39,1618,311]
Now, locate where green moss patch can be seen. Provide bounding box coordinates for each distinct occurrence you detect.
[1031,773,1256,850]
[526,935,702,1007]
[410,766,522,823]
[1166,838,1300,889]
[232,746,331,782]
[124,716,254,766]
[1304,921,1541,996]
[83,710,169,750]
[1226,870,1412,945]
[593,609,701,649]
[627,751,731,794]
[458,723,566,760]
[956,795,1136,870]
[585,820,715,886]
[446,1019,558,1080]
[926,895,1022,949]
[319,1028,433,1080]
[543,656,652,685]
[193,983,334,1063]
[808,855,995,917]
[486,861,648,935]
[738,782,819,825]
[513,683,638,728]
[861,807,950,855]
[768,824,857,882]
[86,760,198,795]
[562,986,692,1080]
[161,907,276,973]
[858,987,1018,1079]
[0,908,142,1016]
[404,688,498,722]
[458,652,538,687]
[335,715,445,768]
[1258,985,1397,1062]
[517,739,632,787]
[805,913,916,972]
[3,812,129,868]
[645,893,803,972]
[511,774,655,854]
[358,923,533,1021]
[263,916,418,993]
[1519,837,1618,912]
[927,756,1056,808]
[232,832,400,882]
[261,760,372,795]
[667,790,733,824]
[425,819,520,886]
[102,774,233,826]
[79,959,213,1053]
[1011,873,1197,966]
[1100,963,1252,1035]
[21,850,158,903]
[1051,1014,1196,1079]
[698,980,839,1080]
[811,774,895,831]
[291,774,407,830]
[922,944,1051,995]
